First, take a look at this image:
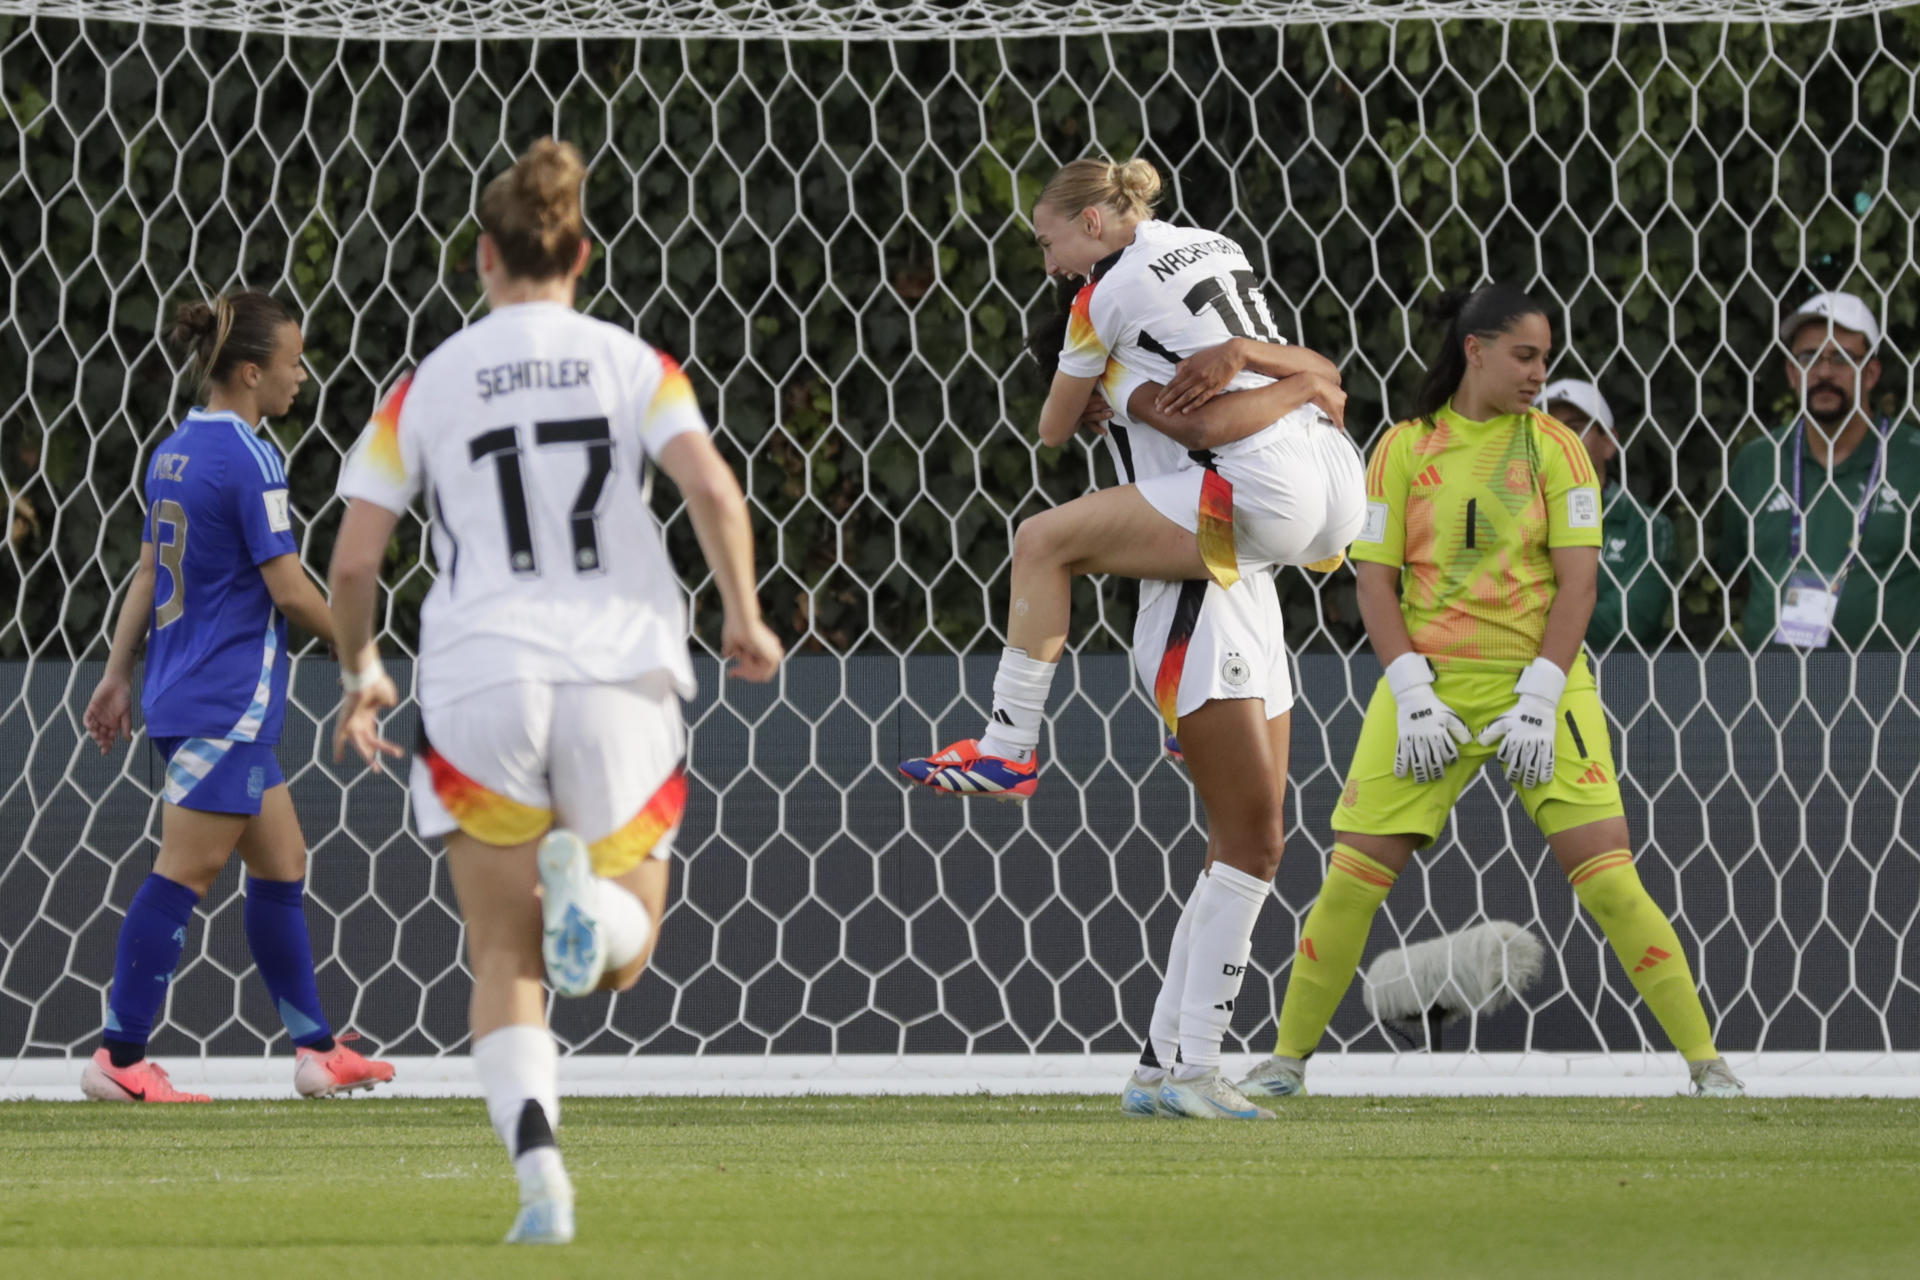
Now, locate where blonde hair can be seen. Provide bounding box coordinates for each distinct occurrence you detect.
[478,137,588,280]
[1037,157,1162,222]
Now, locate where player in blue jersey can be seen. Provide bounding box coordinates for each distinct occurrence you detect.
[80,290,394,1103]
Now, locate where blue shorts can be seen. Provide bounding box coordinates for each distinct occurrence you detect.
[152,737,285,815]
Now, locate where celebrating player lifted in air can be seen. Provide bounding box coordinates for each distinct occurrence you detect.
[901,157,1366,1118]
[81,291,395,1103]
[329,139,783,1244]
[1236,284,1743,1101]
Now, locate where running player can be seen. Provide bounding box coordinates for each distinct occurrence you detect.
[328,139,782,1243]
[80,291,395,1103]
[1235,283,1743,1100]
[1020,282,1344,1119]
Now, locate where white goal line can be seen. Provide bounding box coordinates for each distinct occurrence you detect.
[5,1052,1915,1101]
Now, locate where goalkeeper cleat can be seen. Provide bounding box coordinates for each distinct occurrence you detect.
[898,739,1038,802]
[1237,1054,1309,1099]
[504,1173,576,1246]
[1121,1070,1171,1117]
[80,1050,210,1104]
[295,1033,396,1098]
[538,829,608,998]
[1163,735,1184,766]
[1158,1068,1275,1120]
[1689,1057,1745,1098]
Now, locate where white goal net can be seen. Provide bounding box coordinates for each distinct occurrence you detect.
[2,0,1916,1094]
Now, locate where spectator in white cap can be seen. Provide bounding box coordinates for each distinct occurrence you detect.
[1542,379,1675,649]
[1714,289,1920,650]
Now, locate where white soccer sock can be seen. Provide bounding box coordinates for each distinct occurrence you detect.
[1144,872,1205,1074]
[1174,861,1270,1077]
[593,878,653,972]
[977,646,1056,762]
[472,1023,567,1197]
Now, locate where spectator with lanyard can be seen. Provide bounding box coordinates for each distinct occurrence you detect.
[1716,291,1920,650]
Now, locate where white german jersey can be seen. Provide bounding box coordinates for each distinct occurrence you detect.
[1095,356,1187,486]
[1055,220,1291,395]
[338,301,706,711]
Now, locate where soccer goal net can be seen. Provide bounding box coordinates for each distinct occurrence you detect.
[2,0,1916,1096]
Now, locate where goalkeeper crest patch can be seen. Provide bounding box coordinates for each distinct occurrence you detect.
[1566,488,1599,529]
[263,489,292,533]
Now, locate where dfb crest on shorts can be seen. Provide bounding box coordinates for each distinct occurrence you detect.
[1221,653,1250,687]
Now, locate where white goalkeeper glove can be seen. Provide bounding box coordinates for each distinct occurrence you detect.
[1384,652,1470,784]
[1476,656,1568,790]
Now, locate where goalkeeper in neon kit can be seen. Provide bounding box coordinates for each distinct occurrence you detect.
[1238,283,1743,1100]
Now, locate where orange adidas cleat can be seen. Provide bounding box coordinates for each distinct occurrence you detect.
[294,1033,396,1098]
[80,1049,211,1103]
[898,739,1039,802]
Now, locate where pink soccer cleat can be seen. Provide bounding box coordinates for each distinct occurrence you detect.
[899,739,1039,802]
[294,1033,396,1098]
[80,1049,211,1103]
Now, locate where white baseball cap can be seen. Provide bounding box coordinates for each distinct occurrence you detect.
[1779,290,1881,353]
[1540,378,1614,436]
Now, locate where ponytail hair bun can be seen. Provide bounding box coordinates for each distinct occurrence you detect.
[1037,155,1162,222]
[163,290,292,400]
[479,137,589,281]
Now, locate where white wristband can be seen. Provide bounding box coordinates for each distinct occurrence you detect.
[1514,656,1568,706]
[341,659,388,694]
[1384,651,1435,699]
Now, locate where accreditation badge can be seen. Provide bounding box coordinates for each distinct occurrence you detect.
[1774,570,1840,649]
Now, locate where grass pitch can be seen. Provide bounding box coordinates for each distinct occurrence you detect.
[1,1095,1914,1279]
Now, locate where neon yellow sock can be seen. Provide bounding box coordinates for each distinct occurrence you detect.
[1274,844,1397,1059]
[1569,852,1718,1062]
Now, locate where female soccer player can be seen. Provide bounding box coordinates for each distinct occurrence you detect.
[901,158,1365,1115]
[80,291,395,1104]
[329,139,782,1243]
[1024,282,1349,1118]
[901,157,1365,803]
[1235,283,1743,1099]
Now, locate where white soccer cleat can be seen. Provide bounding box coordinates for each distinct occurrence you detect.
[1689,1057,1745,1098]
[1237,1054,1308,1099]
[1158,1068,1275,1120]
[1121,1070,1170,1117]
[504,1181,576,1245]
[538,829,607,999]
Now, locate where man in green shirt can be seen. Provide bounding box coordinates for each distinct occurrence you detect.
[1542,379,1676,649]
[1715,291,1920,650]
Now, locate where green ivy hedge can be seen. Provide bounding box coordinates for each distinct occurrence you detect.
[2,13,1915,660]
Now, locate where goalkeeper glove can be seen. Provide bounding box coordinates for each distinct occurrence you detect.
[1384,652,1470,784]
[1476,656,1567,790]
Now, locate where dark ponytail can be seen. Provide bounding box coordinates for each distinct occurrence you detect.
[164,290,294,400]
[1026,276,1082,378]
[1409,282,1545,422]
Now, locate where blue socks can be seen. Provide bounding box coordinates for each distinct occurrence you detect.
[102,873,201,1067]
[244,876,334,1051]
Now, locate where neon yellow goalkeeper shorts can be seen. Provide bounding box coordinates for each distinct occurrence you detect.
[1330,653,1626,847]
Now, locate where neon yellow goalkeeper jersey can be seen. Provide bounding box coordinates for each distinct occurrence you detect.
[1350,403,1603,664]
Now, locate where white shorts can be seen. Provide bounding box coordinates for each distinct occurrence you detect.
[410,671,687,871]
[1132,569,1293,730]
[1136,410,1368,578]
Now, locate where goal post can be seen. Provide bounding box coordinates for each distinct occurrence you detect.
[1,1,1916,1096]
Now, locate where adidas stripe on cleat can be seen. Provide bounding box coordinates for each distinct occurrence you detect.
[898,739,1038,802]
